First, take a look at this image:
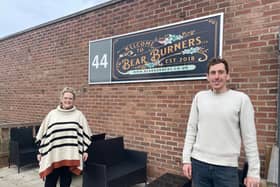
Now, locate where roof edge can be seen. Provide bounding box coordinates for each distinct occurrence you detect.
[0,0,122,41]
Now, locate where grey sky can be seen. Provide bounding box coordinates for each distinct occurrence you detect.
[0,0,110,38]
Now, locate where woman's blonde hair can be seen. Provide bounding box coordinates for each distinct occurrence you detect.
[60,87,76,100]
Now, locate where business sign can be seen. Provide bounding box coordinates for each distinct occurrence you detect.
[89,13,223,84]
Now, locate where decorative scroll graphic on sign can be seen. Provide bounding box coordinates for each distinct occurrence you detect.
[88,13,223,84]
[112,16,221,81]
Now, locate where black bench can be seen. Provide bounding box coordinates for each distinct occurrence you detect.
[83,136,147,187]
[148,173,191,187]
[91,133,106,142]
[147,161,248,187]
[8,126,38,173]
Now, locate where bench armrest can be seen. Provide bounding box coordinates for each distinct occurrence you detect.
[83,162,107,187]
[9,140,19,153]
[125,149,147,164]
[84,162,107,174]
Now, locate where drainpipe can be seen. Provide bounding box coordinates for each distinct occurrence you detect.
[278,30,280,187]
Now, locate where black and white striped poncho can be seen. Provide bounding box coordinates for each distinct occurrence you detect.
[36,106,92,178]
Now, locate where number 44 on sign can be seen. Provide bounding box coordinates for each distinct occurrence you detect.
[91,54,108,69]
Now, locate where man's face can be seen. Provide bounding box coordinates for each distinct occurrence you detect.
[207,63,230,93]
[61,92,74,109]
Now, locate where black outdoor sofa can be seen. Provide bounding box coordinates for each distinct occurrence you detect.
[83,136,147,187]
[8,126,38,173]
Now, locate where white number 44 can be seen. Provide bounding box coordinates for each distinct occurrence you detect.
[91,54,108,69]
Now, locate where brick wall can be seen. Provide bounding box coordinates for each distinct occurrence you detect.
[0,0,279,179]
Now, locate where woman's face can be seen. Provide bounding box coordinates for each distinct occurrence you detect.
[61,92,74,109]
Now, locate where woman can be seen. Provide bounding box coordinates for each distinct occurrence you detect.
[36,87,92,187]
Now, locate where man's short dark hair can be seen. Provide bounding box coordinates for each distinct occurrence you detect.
[207,57,229,74]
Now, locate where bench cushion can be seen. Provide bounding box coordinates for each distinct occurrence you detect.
[107,160,145,180]
[10,127,35,149]
[87,137,125,166]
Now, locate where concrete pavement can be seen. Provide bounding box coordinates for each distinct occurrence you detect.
[0,165,47,187]
[0,165,146,187]
[0,165,82,187]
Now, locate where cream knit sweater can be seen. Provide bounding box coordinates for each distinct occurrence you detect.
[182,89,260,178]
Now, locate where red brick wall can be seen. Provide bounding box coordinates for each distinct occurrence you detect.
[0,0,279,179]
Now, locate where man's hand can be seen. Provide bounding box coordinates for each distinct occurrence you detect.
[244,176,260,187]
[182,163,192,179]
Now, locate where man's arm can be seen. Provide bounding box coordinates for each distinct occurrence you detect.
[182,95,198,178]
[182,95,198,163]
[239,94,260,179]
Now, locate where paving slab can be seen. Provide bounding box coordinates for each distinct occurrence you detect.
[0,165,145,187]
[0,165,44,187]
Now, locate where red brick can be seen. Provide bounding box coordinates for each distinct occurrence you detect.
[0,0,279,180]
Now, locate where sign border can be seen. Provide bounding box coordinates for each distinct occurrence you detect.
[88,12,224,84]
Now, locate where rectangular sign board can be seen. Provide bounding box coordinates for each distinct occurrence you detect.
[89,13,223,84]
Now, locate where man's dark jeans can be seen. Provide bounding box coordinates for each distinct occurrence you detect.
[191,158,239,187]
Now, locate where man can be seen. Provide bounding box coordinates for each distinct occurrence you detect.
[182,58,260,187]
